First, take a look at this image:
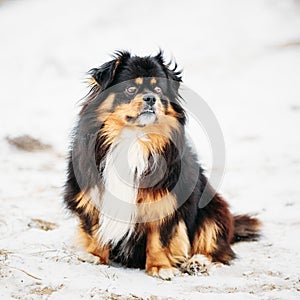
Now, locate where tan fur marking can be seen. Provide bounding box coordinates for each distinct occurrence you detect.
[74,191,85,203]
[97,93,115,122]
[138,132,169,155]
[166,221,191,266]
[191,220,221,258]
[137,192,177,225]
[150,78,157,85]
[166,102,180,118]
[146,226,172,275]
[78,227,110,264]
[75,192,96,215]
[74,190,100,216]
[89,76,99,87]
[75,190,109,264]
[114,95,144,119]
[99,95,145,146]
[135,77,143,85]
[114,58,121,71]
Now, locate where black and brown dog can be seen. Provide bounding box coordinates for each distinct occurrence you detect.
[64,51,261,280]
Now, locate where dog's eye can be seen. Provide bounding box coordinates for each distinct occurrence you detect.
[126,86,137,94]
[154,86,162,94]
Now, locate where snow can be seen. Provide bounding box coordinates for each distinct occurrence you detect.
[1,0,300,299]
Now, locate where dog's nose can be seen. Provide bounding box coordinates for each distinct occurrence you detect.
[143,94,156,106]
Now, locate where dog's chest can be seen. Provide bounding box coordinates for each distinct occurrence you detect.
[97,129,151,245]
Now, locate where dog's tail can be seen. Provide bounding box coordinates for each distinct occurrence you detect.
[231,214,262,244]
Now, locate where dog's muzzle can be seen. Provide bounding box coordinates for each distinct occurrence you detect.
[138,93,158,125]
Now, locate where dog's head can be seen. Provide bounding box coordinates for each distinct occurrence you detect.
[85,51,185,130]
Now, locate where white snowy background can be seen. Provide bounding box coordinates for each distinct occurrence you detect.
[1,0,300,299]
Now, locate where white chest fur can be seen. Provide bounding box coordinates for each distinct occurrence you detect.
[97,129,149,246]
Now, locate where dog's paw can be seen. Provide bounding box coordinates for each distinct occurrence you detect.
[180,254,211,276]
[77,252,100,264]
[146,266,180,280]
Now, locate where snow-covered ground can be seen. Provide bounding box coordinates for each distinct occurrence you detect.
[1,0,300,299]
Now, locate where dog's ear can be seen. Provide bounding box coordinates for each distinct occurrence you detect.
[89,60,117,90]
[154,50,182,92]
[89,51,130,90]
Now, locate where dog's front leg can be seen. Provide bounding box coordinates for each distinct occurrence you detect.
[78,226,110,265]
[145,225,179,280]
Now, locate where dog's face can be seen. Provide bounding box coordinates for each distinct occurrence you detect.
[109,76,169,127]
[87,51,185,129]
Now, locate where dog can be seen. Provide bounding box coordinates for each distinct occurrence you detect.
[64,51,261,280]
